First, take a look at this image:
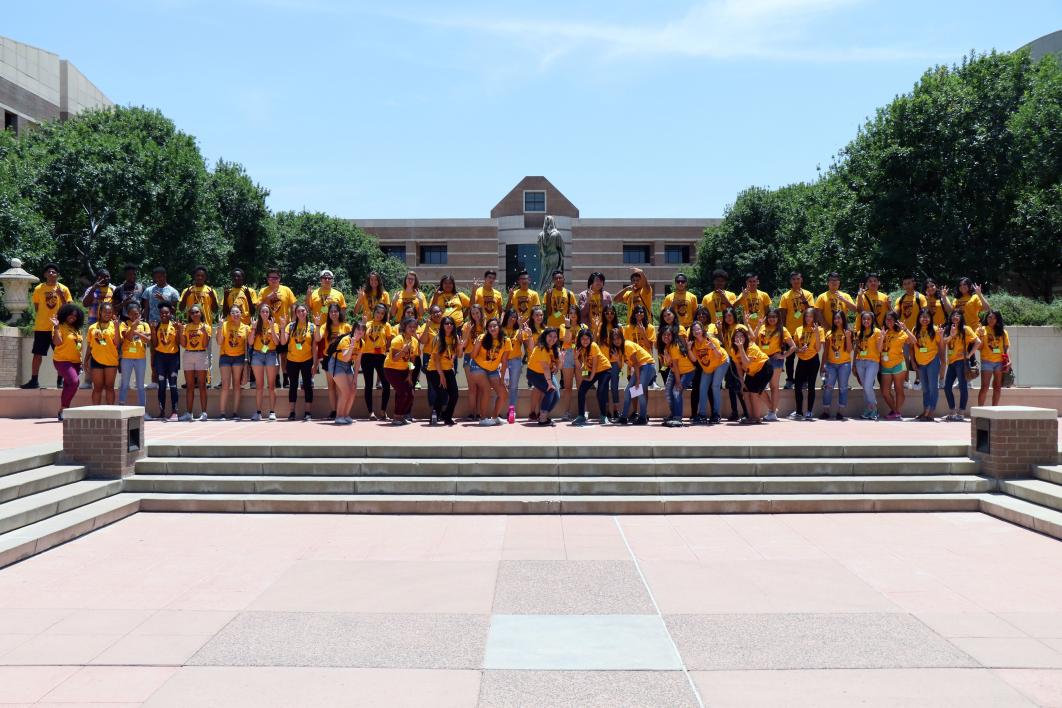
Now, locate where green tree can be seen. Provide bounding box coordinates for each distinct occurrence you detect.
[272,211,406,299]
[210,159,277,285]
[0,106,229,286]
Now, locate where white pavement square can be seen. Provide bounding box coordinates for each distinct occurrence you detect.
[483,614,683,670]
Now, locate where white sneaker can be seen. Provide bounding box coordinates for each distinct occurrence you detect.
[479,418,495,426]
[764,411,778,422]
[178,413,193,422]
[146,382,158,390]
[494,416,505,425]
[143,413,155,421]
[268,411,277,421]
[251,412,262,421]
[911,381,921,390]
[787,411,801,420]
[803,411,814,421]
[198,412,209,422]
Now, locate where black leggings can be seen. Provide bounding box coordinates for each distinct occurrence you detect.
[428,369,458,422]
[784,350,796,384]
[725,365,748,418]
[361,353,390,414]
[578,370,611,417]
[156,352,179,413]
[287,359,314,403]
[794,354,820,414]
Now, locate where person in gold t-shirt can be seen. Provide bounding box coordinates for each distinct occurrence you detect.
[50,303,83,421]
[977,310,1009,408]
[86,303,120,405]
[23,263,72,390]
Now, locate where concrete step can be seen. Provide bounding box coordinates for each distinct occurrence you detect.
[0,465,87,503]
[980,493,1062,540]
[0,443,62,478]
[145,441,970,461]
[136,492,983,515]
[1035,465,1062,485]
[134,457,979,478]
[0,494,141,569]
[1000,479,1062,514]
[0,480,123,535]
[124,474,992,496]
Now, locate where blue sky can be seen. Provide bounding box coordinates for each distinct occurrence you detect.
[7,1,1060,218]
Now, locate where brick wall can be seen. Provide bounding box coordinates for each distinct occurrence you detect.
[62,414,143,479]
[971,414,1058,479]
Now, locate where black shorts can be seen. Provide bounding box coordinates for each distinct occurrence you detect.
[276,342,289,354]
[745,366,774,394]
[32,330,54,356]
[91,357,116,370]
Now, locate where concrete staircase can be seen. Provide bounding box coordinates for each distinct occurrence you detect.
[981,464,1062,539]
[124,441,990,514]
[2,441,1060,571]
[0,444,137,568]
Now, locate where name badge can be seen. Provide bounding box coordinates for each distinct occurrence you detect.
[295,343,303,351]
[553,311,563,320]
[992,348,1001,353]
[749,312,758,319]
[261,345,269,353]
[97,339,106,347]
[859,350,867,356]
[882,353,889,361]
[407,361,415,370]
[715,311,723,319]
[795,311,802,318]
[919,347,928,353]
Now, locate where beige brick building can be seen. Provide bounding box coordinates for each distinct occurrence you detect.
[0,35,111,134]
[355,176,719,295]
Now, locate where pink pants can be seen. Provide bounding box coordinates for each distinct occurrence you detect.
[54,361,81,408]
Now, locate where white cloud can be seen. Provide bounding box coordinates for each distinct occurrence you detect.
[403,0,946,63]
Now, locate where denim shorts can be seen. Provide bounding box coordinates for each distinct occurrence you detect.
[769,357,785,370]
[561,348,575,369]
[467,359,500,377]
[981,360,1003,373]
[328,359,354,377]
[219,354,245,368]
[249,350,279,368]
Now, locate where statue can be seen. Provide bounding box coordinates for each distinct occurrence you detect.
[537,215,564,293]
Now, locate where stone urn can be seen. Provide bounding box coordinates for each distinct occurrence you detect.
[0,258,39,325]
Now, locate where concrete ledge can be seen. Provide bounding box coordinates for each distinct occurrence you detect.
[969,405,1058,420]
[61,405,145,420]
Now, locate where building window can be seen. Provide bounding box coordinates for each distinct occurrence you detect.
[524,191,546,213]
[419,245,448,265]
[623,245,651,265]
[381,245,406,263]
[3,111,17,134]
[665,245,690,264]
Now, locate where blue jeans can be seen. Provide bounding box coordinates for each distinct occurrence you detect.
[943,359,968,411]
[119,357,146,407]
[507,358,523,407]
[855,359,878,408]
[920,358,941,411]
[666,370,695,418]
[527,370,558,414]
[621,364,657,419]
[822,361,851,409]
[578,370,611,417]
[698,363,728,417]
[609,363,621,408]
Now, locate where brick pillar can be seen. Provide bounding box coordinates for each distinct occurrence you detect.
[61,405,145,479]
[970,406,1058,480]
[0,326,23,388]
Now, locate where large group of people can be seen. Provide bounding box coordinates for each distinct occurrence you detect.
[23,262,1013,426]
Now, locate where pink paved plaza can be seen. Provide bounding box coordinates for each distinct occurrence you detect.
[1,414,1061,706]
[0,512,1061,706]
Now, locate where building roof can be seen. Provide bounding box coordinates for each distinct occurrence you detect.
[490,176,580,219]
